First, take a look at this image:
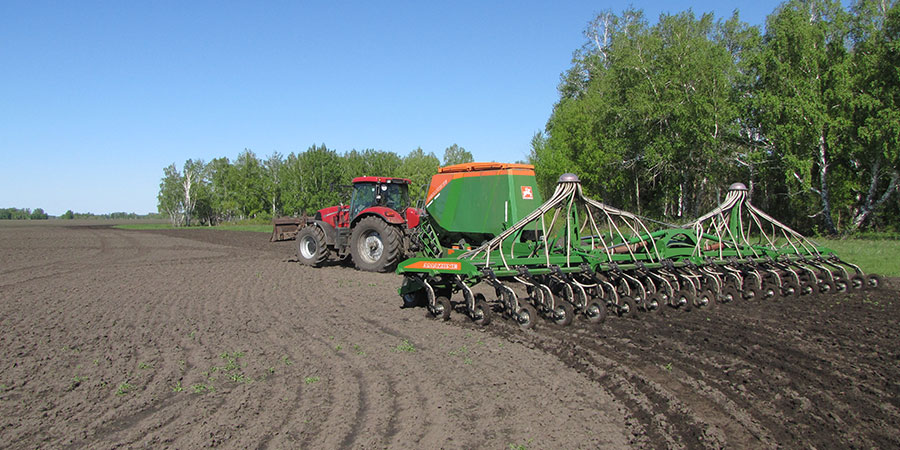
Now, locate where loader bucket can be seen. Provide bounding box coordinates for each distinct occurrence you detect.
[271,216,306,242]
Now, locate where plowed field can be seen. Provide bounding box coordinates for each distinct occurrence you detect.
[1,224,897,449]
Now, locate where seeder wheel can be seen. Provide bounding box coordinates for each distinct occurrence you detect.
[429,296,452,321]
[818,279,836,294]
[720,285,740,303]
[781,280,801,298]
[517,303,537,330]
[761,282,778,300]
[584,300,607,323]
[850,274,865,290]
[866,274,881,289]
[645,292,664,313]
[553,302,575,326]
[472,297,492,326]
[696,288,716,310]
[617,296,638,319]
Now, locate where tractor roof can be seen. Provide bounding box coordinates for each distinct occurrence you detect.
[352,176,412,184]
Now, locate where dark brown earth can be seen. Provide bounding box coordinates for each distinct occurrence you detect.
[1,223,898,449]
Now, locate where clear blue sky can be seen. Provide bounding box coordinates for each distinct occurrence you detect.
[1,1,782,215]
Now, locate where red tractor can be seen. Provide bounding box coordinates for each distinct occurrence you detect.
[294,176,421,272]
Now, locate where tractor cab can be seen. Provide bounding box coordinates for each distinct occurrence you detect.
[349,177,411,219]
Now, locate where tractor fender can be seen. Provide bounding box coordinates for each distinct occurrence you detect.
[351,207,407,227]
[309,220,337,246]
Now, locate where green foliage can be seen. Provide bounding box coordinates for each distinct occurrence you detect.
[535,3,899,234]
[0,207,48,220]
[159,145,444,226]
[399,147,441,202]
[442,144,474,166]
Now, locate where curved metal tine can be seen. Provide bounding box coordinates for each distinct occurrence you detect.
[454,275,476,313]
[421,276,436,308]
[647,269,677,298]
[699,267,723,292]
[791,261,819,281]
[570,282,588,309]
[502,283,520,313]
[677,268,701,295]
[642,274,658,294]
[821,258,852,280]
[538,283,556,311]
[807,260,836,282]
[620,271,646,301]
[763,267,783,288]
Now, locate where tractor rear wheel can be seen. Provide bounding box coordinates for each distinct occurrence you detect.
[350,216,403,272]
[296,226,329,267]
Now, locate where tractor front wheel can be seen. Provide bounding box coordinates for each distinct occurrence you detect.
[350,216,403,272]
[296,226,329,267]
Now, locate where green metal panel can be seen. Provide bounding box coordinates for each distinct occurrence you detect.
[426,173,542,239]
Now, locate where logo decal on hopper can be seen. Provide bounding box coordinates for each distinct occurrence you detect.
[521,186,533,200]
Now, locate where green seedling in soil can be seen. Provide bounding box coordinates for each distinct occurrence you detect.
[116,382,134,396]
[0,384,7,392]
[353,344,365,356]
[304,376,320,385]
[394,340,416,353]
[464,357,473,365]
[664,363,673,372]
[509,438,534,450]
[335,344,343,351]
[191,383,214,394]
[138,362,153,370]
[449,345,468,356]
[172,381,184,392]
[229,373,252,384]
[93,359,100,366]
[68,375,86,391]
[282,355,293,366]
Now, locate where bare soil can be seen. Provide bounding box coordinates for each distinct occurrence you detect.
[0,224,897,449]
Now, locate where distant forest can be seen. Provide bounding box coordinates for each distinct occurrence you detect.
[157,144,474,226]
[160,1,899,235]
[0,208,162,220]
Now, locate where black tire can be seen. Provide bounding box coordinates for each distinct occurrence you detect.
[296,226,329,267]
[429,296,452,321]
[696,288,716,310]
[645,292,664,313]
[781,280,801,299]
[850,274,866,290]
[834,278,848,293]
[676,289,694,312]
[553,302,575,326]
[743,282,761,301]
[350,216,403,272]
[799,277,815,295]
[866,274,881,289]
[720,285,740,303]
[818,279,836,295]
[517,303,537,330]
[472,299,492,326]
[584,300,607,323]
[618,296,638,319]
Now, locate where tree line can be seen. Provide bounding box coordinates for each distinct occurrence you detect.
[157,144,473,226]
[0,208,48,220]
[531,0,899,235]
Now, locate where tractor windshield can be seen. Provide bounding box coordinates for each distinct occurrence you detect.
[383,183,409,212]
[350,182,378,218]
[350,182,409,218]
